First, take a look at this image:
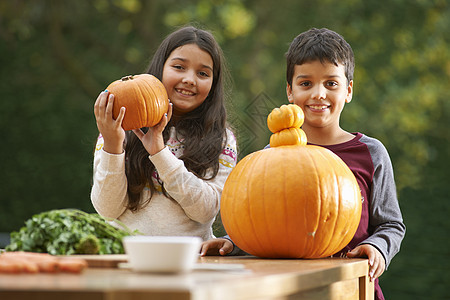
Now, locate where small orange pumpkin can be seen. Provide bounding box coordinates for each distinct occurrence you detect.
[267,104,304,133]
[269,127,307,147]
[267,104,307,147]
[106,74,169,131]
[220,104,361,258]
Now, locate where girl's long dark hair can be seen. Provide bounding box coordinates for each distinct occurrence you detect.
[124,26,230,211]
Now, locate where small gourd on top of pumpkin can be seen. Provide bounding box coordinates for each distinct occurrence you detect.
[267,104,307,147]
[106,74,169,131]
[220,104,362,259]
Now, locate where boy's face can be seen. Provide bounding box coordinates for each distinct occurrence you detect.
[287,60,353,133]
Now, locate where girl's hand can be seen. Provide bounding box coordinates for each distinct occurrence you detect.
[93,91,126,154]
[346,244,385,281]
[200,238,233,256]
[132,102,173,155]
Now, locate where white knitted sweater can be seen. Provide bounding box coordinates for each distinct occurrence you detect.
[90,127,237,241]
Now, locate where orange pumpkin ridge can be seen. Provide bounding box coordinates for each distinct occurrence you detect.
[222,153,262,254]
[301,148,322,257]
[311,148,339,258]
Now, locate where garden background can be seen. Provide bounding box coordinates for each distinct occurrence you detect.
[0,0,448,299]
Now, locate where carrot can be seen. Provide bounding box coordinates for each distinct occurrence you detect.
[0,251,87,274]
[1,251,59,273]
[37,259,60,273]
[14,259,40,273]
[0,259,24,273]
[1,251,55,260]
[0,258,39,273]
[57,258,88,273]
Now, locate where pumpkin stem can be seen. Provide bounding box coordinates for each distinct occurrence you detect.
[121,75,134,81]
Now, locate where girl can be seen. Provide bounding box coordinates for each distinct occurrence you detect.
[91,26,237,241]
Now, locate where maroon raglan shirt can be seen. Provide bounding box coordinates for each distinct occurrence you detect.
[317,133,374,253]
[315,133,405,300]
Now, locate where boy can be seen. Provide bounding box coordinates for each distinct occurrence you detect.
[200,28,405,300]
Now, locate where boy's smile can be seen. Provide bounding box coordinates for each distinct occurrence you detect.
[286,60,353,138]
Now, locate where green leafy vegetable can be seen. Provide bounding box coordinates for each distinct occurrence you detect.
[5,209,136,255]
[76,234,100,254]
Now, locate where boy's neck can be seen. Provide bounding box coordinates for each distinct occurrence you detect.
[302,126,354,146]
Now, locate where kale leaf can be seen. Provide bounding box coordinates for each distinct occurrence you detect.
[5,209,135,255]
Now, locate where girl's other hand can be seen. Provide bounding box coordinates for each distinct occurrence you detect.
[346,244,385,281]
[200,238,233,256]
[93,90,126,154]
[132,102,173,155]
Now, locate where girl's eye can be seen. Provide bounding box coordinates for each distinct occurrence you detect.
[173,65,184,70]
[199,71,210,77]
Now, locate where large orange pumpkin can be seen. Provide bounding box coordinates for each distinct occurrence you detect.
[106,74,169,131]
[220,104,361,258]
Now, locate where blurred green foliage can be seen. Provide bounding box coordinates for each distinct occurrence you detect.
[0,0,448,298]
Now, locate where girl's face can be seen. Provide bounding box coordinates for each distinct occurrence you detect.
[162,44,214,118]
[286,60,353,132]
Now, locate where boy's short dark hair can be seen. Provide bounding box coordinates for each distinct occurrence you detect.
[286,28,355,86]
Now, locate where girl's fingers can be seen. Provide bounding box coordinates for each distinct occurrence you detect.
[93,94,101,117]
[162,113,169,128]
[94,91,104,118]
[116,106,126,126]
[132,128,145,141]
[161,102,173,128]
[94,91,125,129]
[94,90,109,120]
[105,94,114,118]
[167,101,173,121]
[153,112,169,132]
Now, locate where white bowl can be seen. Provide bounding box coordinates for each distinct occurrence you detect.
[123,236,202,273]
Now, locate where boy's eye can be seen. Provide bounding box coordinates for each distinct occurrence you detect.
[326,81,338,87]
[299,81,311,87]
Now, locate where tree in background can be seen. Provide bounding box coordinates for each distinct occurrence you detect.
[0,1,448,298]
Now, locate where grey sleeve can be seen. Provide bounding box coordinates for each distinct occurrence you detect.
[360,136,406,269]
[222,235,250,256]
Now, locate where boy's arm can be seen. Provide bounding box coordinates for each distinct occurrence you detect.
[361,137,406,269]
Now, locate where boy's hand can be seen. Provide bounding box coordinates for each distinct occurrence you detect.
[346,244,385,281]
[200,238,233,256]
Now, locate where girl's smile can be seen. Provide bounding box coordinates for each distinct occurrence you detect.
[176,88,195,96]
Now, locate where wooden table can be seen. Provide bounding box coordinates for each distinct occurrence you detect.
[0,256,374,300]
